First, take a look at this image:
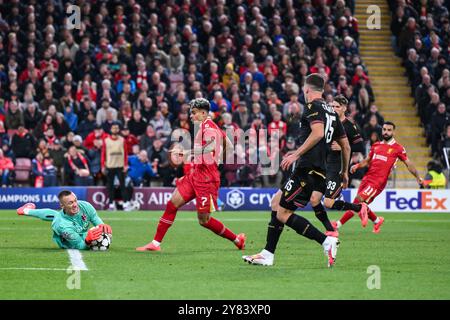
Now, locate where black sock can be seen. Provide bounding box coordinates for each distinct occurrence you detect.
[285,214,326,245]
[264,211,284,254]
[332,200,361,212]
[313,203,334,231]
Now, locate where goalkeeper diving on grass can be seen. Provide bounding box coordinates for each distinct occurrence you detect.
[16,190,112,250]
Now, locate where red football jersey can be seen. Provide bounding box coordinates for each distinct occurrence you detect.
[192,117,225,182]
[363,139,408,189]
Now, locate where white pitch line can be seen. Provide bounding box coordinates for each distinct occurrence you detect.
[0,267,67,271]
[0,227,48,231]
[67,249,88,271]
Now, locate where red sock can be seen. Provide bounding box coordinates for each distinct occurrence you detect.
[367,206,378,222]
[154,200,178,243]
[339,198,360,225]
[339,210,354,225]
[202,217,237,242]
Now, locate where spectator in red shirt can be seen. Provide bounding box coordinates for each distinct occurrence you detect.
[268,110,287,149]
[344,7,359,35]
[40,49,59,74]
[309,55,331,78]
[121,126,139,155]
[0,148,14,186]
[259,55,279,77]
[19,59,42,84]
[76,81,97,103]
[352,65,370,86]
[84,124,109,150]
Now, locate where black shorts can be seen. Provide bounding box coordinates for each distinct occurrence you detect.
[279,168,326,211]
[325,170,343,199]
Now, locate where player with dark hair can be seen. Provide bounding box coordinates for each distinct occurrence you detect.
[243,74,351,267]
[333,121,424,233]
[136,98,246,252]
[322,95,368,229]
[102,121,133,211]
[16,190,112,250]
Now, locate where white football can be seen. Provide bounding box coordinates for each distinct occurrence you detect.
[90,233,112,251]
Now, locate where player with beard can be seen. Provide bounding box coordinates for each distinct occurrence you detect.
[333,121,423,233]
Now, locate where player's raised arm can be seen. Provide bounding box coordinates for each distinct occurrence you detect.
[350,143,374,173]
[350,155,371,173]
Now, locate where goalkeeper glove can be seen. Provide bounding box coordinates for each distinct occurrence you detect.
[85,226,103,244]
[98,224,112,235]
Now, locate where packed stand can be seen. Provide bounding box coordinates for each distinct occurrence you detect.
[0,0,378,189]
[389,0,450,167]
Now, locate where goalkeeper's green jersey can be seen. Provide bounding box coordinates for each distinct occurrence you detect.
[51,200,103,250]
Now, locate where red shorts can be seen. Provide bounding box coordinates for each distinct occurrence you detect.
[176,173,220,214]
[357,180,383,204]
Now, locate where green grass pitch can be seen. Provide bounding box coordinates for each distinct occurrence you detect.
[1,210,450,300]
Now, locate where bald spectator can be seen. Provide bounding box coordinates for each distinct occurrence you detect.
[5,101,23,130]
[23,102,42,131]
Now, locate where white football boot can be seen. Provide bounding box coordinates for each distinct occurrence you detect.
[242,250,274,266]
[322,236,339,268]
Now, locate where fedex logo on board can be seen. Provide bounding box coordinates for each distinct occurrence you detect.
[386,191,448,210]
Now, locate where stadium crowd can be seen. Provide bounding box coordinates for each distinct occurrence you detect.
[0,0,411,189]
[389,0,450,164]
